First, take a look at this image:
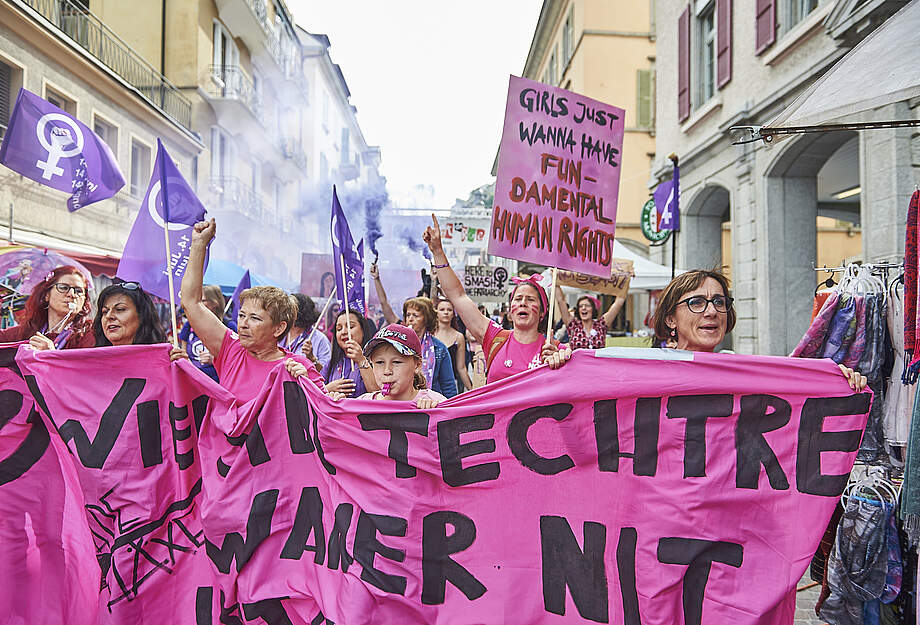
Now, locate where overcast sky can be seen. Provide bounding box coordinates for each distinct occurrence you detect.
[287,0,542,209]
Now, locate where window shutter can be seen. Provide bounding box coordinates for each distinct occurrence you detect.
[0,61,10,132]
[636,69,653,129]
[678,6,690,122]
[716,0,732,88]
[755,0,775,54]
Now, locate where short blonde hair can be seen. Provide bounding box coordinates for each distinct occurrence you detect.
[240,286,295,335]
[403,296,437,333]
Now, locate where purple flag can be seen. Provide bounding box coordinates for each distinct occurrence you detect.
[230,270,251,320]
[0,88,124,211]
[331,186,365,315]
[116,139,207,301]
[654,163,679,231]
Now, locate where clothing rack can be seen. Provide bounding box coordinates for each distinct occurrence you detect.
[813,260,904,285]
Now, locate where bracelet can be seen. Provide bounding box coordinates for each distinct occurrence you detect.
[433,261,449,269]
[358,358,372,369]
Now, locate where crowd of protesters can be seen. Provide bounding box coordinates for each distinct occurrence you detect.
[0,215,867,404]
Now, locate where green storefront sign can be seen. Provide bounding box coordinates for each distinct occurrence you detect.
[640,198,671,243]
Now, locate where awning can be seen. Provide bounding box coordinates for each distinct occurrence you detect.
[613,240,682,291]
[733,0,920,143]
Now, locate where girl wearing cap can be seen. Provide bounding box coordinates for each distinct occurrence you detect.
[356,323,446,409]
[422,214,571,385]
[553,287,627,350]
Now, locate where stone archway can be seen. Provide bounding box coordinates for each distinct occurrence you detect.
[761,130,859,355]
[682,183,731,272]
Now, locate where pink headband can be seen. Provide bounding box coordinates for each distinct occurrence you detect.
[509,274,549,317]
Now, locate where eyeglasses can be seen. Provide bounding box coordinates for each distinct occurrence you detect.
[52,283,86,297]
[676,295,733,314]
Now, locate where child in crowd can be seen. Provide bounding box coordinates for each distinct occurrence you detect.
[357,324,445,408]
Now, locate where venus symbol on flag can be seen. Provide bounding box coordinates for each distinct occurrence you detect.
[35,113,84,180]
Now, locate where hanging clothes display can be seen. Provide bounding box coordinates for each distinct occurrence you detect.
[887,278,918,452]
[904,190,920,378]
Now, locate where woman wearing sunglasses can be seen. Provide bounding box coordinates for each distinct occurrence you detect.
[0,265,94,349]
[651,270,866,390]
[92,282,187,361]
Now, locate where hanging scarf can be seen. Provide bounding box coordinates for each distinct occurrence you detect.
[39,322,76,350]
[419,332,437,388]
[791,291,841,358]
[904,190,920,380]
[901,388,920,546]
[283,329,314,355]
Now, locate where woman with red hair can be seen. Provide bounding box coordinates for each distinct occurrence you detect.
[0,265,94,349]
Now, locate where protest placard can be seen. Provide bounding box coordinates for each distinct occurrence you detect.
[490,76,626,278]
[557,259,634,297]
[463,264,511,301]
[300,252,336,297]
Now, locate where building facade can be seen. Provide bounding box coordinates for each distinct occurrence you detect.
[520,0,657,253]
[0,0,202,258]
[0,0,384,288]
[654,0,918,355]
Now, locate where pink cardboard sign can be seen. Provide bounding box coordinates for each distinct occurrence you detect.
[490,76,626,278]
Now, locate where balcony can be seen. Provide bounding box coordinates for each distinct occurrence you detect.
[18,0,192,131]
[209,175,265,223]
[278,135,306,170]
[214,0,295,75]
[200,65,264,136]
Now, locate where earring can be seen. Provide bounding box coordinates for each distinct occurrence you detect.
[669,326,677,338]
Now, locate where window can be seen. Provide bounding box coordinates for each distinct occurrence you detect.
[786,0,819,31]
[130,139,151,198]
[273,180,282,216]
[44,85,76,115]
[210,126,232,181]
[549,47,558,85]
[251,160,261,194]
[212,21,239,84]
[562,8,574,66]
[341,128,350,164]
[93,115,118,158]
[697,2,716,105]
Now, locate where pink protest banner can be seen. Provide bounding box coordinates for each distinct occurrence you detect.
[198,348,870,624]
[0,343,98,625]
[490,76,626,278]
[15,344,239,625]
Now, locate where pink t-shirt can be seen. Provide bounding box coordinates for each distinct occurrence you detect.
[214,330,325,403]
[483,321,545,384]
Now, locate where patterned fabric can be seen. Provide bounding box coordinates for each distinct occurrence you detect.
[792,291,841,358]
[823,294,856,361]
[566,318,607,350]
[905,191,919,371]
[844,296,868,369]
[419,332,437,388]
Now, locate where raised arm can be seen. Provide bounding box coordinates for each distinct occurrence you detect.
[370,263,399,324]
[554,285,573,325]
[180,219,227,358]
[602,277,630,329]
[423,214,490,343]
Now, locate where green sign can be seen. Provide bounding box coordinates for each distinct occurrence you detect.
[641,198,670,243]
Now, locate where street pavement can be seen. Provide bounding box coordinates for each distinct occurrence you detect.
[794,575,827,625]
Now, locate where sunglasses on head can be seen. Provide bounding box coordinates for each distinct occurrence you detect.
[115,281,141,291]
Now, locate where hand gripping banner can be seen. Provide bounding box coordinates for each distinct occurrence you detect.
[5,344,871,624]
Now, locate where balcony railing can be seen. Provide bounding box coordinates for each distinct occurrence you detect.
[278,135,306,169]
[202,65,263,122]
[210,175,281,226]
[19,0,192,130]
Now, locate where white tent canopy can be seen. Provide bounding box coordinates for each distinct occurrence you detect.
[613,239,681,291]
[763,0,920,135]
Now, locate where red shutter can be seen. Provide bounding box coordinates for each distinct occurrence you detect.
[755,0,775,54]
[716,0,732,88]
[678,6,690,122]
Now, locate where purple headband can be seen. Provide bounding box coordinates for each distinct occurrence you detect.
[509,274,549,316]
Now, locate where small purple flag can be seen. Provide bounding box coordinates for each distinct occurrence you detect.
[229,270,251,320]
[0,88,125,211]
[116,139,207,301]
[331,186,365,315]
[654,162,679,231]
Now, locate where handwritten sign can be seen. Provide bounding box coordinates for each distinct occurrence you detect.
[490,76,626,278]
[558,259,634,297]
[463,264,510,301]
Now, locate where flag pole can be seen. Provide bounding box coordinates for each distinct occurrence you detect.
[545,267,558,347]
[163,225,178,348]
[668,153,679,280]
[339,254,352,341]
[310,286,337,337]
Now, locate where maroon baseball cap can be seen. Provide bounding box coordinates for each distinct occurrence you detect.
[363,323,422,358]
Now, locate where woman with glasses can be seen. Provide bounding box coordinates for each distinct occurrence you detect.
[553,286,628,350]
[651,269,866,390]
[0,265,94,349]
[92,282,186,362]
[181,219,325,402]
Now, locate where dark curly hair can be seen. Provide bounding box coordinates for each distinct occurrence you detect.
[291,293,319,329]
[93,283,166,346]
